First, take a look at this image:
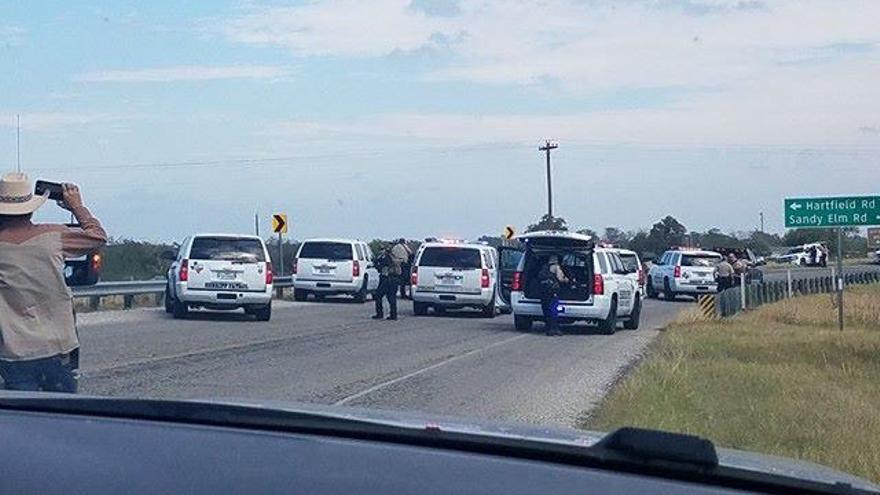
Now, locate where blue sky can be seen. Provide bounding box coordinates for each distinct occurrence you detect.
[2,1,879,242]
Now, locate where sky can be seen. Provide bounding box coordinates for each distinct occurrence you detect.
[1,0,879,243]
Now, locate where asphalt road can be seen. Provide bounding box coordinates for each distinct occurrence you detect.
[761,263,880,282]
[78,297,685,428]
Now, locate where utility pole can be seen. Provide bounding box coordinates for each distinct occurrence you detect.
[16,114,21,172]
[254,212,260,237]
[538,140,558,217]
[759,211,764,233]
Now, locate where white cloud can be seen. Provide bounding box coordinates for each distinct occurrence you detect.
[0,25,26,46]
[0,112,129,131]
[230,0,880,147]
[77,65,292,83]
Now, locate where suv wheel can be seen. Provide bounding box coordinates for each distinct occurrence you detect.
[663,278,676,301]
[353,277,368,303]
[252,303,271,322]
[480,298,496,318]
[164,284,173,313]
[413,301,429,316]
[172,298,189,319]
[623,295,641,330]
[293,289,308,301]
[514,315,533,331]
[646,277,657,299]
[598,297,618,335]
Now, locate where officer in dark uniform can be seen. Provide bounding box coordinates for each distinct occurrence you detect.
[372,246,399,321]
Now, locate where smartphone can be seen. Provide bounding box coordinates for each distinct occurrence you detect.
[35,180,64,201]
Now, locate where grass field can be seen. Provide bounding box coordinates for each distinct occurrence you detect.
[582,284,880,483]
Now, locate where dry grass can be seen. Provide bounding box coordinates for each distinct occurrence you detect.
[583,284,880,483]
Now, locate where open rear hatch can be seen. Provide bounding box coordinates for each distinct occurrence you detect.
[516,231,595,302]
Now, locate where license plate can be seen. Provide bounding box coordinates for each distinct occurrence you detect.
[206,282,247,290]
[317,267,332,274]
[216,271,237,280]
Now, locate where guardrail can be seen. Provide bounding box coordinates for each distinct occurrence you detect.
[72,276,294,310]
[715,269,880,318]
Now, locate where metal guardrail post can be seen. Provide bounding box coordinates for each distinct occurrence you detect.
[123,295,134,310]
[739,274,746,311]
[787,269,793,298]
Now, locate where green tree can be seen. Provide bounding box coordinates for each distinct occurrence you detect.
[526,214,568,232]
[576,227,597,239]
[602,227,631,246]
[647,215,687,253]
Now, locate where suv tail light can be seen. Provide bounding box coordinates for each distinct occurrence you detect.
[593,273,604,295]
[265,262,274,284]
[638,269,646,286]
[90,252,102,272]
[411,267,418,286]
[179,259,189,282]
[511,272,523,291]
[481,268,490,288]
[292,258,298,275]
[674,265,682,278]
[352,260,360,277]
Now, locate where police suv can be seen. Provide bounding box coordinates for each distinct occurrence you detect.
[646,248,722,300]
[410,241,499,317]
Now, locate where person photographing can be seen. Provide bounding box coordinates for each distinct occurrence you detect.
[0,172,107,392]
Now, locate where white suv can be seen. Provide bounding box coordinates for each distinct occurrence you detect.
[647,248,722,300]
[411,242,499,317]
[609,248,644,298]
[292,239,379,302]
[503,231,639,334]
[165,234,274,321]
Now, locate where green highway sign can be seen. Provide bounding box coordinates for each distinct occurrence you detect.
[785,195,880,228]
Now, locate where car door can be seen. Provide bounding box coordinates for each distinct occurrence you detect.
[608,253,634,314]
[650,252,666,289]
[494,245,522,311]
[362,243,380,291]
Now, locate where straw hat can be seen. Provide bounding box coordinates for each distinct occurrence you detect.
[0,172,48,215]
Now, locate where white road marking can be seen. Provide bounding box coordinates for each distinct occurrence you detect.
[333,333,531,406]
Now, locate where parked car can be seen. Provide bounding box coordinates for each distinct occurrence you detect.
[292,238,379,303]
[647,248,723,300]
[164,234,273,321]
[775,243,828,267]
[501,231,639,334]
[411,241,499,317]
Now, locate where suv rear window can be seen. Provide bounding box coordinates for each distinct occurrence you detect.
[619,253,639,272]
[298,242,353,260]
[419,247,482,269]
[190,237,265,262]
[681,254,722,267]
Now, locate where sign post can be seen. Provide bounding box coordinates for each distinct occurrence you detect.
[272,214,288,277]
[784,195,880,331]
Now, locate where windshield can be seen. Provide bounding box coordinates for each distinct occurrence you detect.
[419,247,481,269]
[298,242,353,260]
[680,254,722,267]
[190,238,265,262]
[4,2,879,488]
[618,254,640,272]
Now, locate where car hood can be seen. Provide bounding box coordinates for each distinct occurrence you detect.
[1,393,876,493]
[209,398,880,492]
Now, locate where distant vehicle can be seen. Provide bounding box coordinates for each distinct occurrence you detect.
[775,243,828,267]
[292,239,379,303]
[647,248,723,300]
[164,234,273,321]
[64,249,102,287]
[871,248,880,265]
[502,231,639,334]
[411,241,499,317]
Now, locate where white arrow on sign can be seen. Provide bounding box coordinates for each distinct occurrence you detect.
[789,203,803,211]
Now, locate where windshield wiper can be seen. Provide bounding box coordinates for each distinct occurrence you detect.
[0,395,874,495]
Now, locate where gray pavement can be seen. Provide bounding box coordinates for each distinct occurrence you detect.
[77,297,685,428]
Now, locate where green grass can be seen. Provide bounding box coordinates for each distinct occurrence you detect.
[582,284,880,483]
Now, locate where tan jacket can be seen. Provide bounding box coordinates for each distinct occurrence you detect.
[0,206,107,361]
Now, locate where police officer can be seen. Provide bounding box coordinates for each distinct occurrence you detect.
[537,255,569,336]
[372,245,401,321]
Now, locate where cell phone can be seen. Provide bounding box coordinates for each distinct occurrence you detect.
[35,180,64,201]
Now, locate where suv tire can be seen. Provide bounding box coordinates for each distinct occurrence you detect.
[663,278,676,301]
[164,284,173,314]
[598,297,618,335]
[252,303,272,322]
[413,301,429,316]
[172,298,189,319]
[646,277,657,299]
[514,315,533,331]
[623,295,641,330]
[481,298,496,318]
[353,277,368,303]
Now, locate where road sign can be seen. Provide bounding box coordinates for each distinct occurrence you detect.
[272,214,288,234]
[868,228,880,248]
[784,195,880,228]
[503,225,515,240]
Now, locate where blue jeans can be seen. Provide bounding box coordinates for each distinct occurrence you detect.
[0,351,78,393]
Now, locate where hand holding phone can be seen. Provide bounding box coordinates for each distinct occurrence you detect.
[35,180,64,201]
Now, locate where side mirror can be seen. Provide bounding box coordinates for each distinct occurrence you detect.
[160,250,177,261]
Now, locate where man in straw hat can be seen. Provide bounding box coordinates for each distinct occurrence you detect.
[0,172,106,392]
